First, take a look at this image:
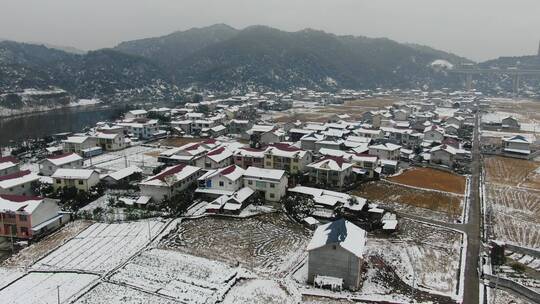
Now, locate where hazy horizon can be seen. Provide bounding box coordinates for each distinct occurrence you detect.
[1,0,539,62]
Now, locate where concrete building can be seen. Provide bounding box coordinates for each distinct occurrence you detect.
[502,135,531,155]
[194,146,233,169]
[263,143,312,174]
[243,167,287,202]
[196,165,245,197]
[0,156,20,176]
[233,147,266,169]
[368,143,401,161]
[51,169,100,192]
[307,156,353,189]
[139,164,202,202]
[0,195,66,239]
[62,136,97,155]
[39,153,83,176]
[307,219,367,291]
[0,170,40,196]
[430,144,457,167]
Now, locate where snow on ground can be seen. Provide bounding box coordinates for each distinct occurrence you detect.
[84,145,166,173]
[434,107,459,117]
[222,279,295,304]
[0,267,24,289]
[33,220,167,273]
[69,98,102,107]
[110,249,237,303]
[73,282,176,304]
[366,219,462,297]
[0,272,98,304]
[482,111,525,123]
[481,130,536,142]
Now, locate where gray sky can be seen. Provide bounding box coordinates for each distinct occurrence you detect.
[1,0,539,61]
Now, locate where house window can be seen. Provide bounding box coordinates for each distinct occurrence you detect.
[19,214,27,221]
[78,180,84,185]
[269,193,275,198]
[219,181,224,187]
[270,183,275,188]
[20,227,28,235]
[56,179,61,184]
[248,180,253,185]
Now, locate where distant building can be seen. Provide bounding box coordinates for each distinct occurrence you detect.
[307,156,353,189]
[124,109,148,120]
[368,143,401,161]
[39,153,83,176]
[139,164,202,202]
[502,135,531,155]
[0,170,40,196]
[307,219,367,291]
[51,169,100,192]
[0,156,20,176]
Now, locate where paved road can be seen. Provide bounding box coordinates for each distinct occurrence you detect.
[462,111,482,304]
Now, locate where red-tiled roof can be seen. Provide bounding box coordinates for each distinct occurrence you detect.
[184,143,201,151]
[240,147,264,152]
[0,170,31,181]
[0,194,43,202]
[0,156,18,164]
[220,165,237,176]
[319,156,349,167]
[270,143,302,152]
[202,139,217,145]
[47,152,76,160]
[149,164,186,181]
[207,147,225,156]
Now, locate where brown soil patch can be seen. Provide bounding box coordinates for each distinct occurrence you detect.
[484,156,539,186]
[273,112,330,123]
[388,167,466,194]
[353,181,462,217]
[344,98,397,108]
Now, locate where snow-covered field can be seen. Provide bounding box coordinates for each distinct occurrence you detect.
[366,219,462,297]
[0,272,98,304]
[161,213,310,275]
[33,220,167,273]
[0,267,24,289]
[222,279,295,304]
[110,249,237,303]
[73,282,176,304]
[84,145,166,173]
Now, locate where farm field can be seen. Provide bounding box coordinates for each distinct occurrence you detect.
[2,220,92,267]
[484,156,539,186]
[83,145,166,172]
[33,220,167,273]
[73,282,176,304]
[353,181,463,220]
[161,213,310,275]
[222,279,295,304]
[0,272,98,304]
[366,219,462,297]
[110,249,237,303]
[388,167,466,194]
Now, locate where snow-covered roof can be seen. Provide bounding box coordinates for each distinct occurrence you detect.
[430,144,458,155]
[105,166,142,181]
[205,146,233,163]
[369,143,401,151]
[244,166,285,181]
[0,195,46,214]
[0,156,19,171]
[51,169,98,180]
[0,170,40,189]
[265,143,309,158]
[308,156,352,172]
[128,109,147,115]
[45,153,82,166]
[503,135,531,144]
[199,165,245,182]
[307,219,367,258]
[63,136,90,144]
[141,164,200,187]
[234,147,266,158]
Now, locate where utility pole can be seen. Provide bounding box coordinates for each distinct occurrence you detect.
[57,285,60,304]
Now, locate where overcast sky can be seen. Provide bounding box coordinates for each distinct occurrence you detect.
[1,0,538,61]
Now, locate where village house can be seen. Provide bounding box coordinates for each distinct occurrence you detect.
[158,142,212,165]
[205,187,255,214]
[264,143,312,174]
[300,133,326,151]
[307,157,353,189]
[368,143,401,161]
[95,132,126,151]
[445,116,465,128]
[307,219,367,291]
[233,147,266,169]
[196,165,245,197]
[0,170,40,196]
[260,129,286,145]
[139,164,202,202]
[243,166,288,202]
[502,135,531,155]
[117,119,159,139]
[353,128,384,139]
[39,153,83,176]
[51,169,100,192]
[423,125,445,143]
[62,136,97,155]
[501,116,520,130]
[0,195,66,239]
[194,146,233,169]
[228,119,253,135]
[124,109,148,120]
[430,144,457,167]
[101,166,143,186]
[0,156,20,176]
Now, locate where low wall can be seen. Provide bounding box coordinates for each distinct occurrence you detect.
[484,274,540,304]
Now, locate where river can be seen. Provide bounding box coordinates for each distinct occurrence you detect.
[0,104,130,146]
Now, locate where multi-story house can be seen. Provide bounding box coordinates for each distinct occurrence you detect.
[139,164,202,202]
[263,143,312,174]
[51,169,100,192]
[39,153,83,176]
[307,156,353,189]
[243,167,287,202]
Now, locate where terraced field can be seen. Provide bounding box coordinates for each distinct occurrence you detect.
[161,213,310,275]
[484,156,539,186]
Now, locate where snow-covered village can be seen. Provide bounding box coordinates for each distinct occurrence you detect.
[0,86,539,304]
[1,2,540,303]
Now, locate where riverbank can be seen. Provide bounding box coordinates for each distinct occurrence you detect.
[0,98,103,119]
